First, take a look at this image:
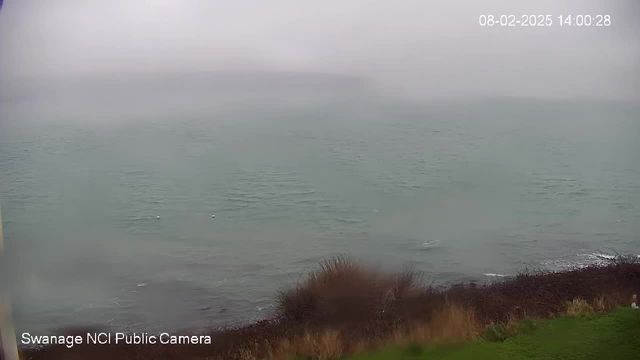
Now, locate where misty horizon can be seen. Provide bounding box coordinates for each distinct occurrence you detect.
[1,0,639,102]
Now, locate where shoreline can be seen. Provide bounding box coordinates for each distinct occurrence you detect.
[13,250,637,336]
[14,254,640,360]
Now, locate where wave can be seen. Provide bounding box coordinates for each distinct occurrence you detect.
[538,178,577,182]
[483,273,508,277]
[421,240,441,248]
[542,252,637,271]
[226,197,260,203]
[292,198,333,204]
[583,252,617,261]
[568,189,592,196]
[334,218,364,224]
[281,190,320,196]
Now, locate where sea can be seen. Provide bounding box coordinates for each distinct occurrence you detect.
[1,74,638,334]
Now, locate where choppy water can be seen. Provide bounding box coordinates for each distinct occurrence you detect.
[1,86,639,334]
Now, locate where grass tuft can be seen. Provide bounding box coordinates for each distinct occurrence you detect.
[565,298,595,317]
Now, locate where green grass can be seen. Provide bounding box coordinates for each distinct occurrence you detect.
[344,307,640,360]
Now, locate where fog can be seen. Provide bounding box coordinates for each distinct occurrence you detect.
[2,0,640,336]
[1,0,639,100]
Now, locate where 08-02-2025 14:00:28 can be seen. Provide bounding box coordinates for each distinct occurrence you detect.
[479,14,611,27]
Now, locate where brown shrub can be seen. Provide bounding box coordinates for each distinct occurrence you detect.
[276,255,394,324]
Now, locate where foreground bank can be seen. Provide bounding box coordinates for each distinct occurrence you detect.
[344,306,640,360]
[15,255,640,360]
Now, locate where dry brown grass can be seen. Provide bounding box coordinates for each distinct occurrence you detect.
[243,329,344,360]
[300,330,343,360]
[594,293,629,312]
[565,298,594,316]
[564,294,625,317]
[395,303,479,345]
[258,303,479,360]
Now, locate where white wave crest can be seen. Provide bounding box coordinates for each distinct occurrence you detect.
[483,273,508,277]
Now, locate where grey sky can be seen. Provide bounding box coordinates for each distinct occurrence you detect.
[1,0,638,100]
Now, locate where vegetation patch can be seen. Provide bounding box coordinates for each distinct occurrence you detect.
[344,307,640,360]
[16,255,640,360]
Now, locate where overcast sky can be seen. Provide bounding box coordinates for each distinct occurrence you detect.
[1,0,638,100]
